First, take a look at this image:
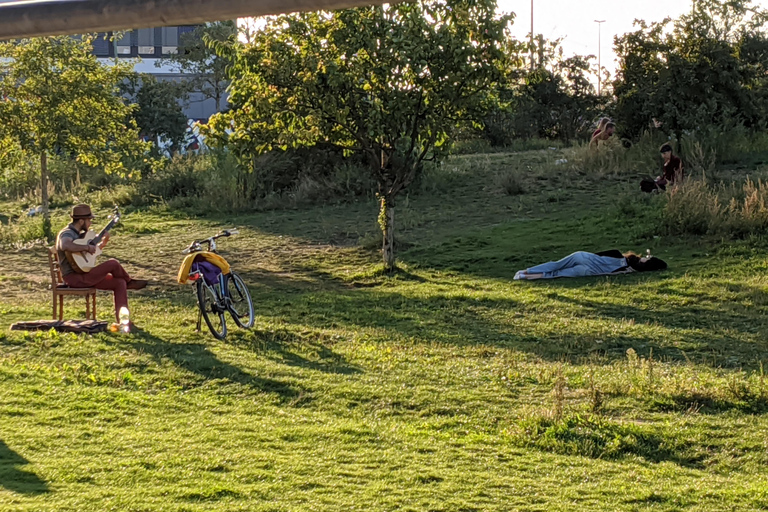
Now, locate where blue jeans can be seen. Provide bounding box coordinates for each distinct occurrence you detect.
[525,251,627,279]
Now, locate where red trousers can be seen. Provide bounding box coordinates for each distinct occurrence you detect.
[63,259,131,322]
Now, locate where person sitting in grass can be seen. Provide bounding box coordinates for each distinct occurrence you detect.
[642,143,684,192]
[589,122,615,148]
[514,249,667,280]
[591,117,610,139]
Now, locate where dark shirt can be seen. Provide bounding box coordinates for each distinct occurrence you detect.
[56,224,83,276]
[663,155,683,182]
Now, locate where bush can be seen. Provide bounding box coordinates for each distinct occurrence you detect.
[662,177,768,238]
[570,131,665,178]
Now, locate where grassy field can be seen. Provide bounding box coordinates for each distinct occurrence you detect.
[2,150,768,511]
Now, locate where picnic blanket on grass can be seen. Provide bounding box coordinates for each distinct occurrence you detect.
[10,319,109,334]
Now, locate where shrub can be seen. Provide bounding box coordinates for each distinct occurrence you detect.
[494,169,526,196]
[662,176,768,238]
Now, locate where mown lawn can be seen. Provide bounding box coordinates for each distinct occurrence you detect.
[1,151,768,511]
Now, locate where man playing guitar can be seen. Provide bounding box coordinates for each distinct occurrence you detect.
[56,204,147,323]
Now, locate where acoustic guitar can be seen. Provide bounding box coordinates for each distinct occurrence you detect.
[65,207,121,273]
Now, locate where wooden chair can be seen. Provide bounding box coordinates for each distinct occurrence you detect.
[47,247,97,321]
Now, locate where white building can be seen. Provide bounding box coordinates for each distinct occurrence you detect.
[91,28,224,120]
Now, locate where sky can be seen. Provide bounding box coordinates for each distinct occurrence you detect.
[499,0,767,79]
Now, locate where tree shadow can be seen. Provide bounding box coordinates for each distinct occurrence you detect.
[106,330,308,404]
[536,280,768,366]
[0,440,49,495]
[226,328,363,376]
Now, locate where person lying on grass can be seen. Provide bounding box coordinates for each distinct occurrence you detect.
[514,250,667,280]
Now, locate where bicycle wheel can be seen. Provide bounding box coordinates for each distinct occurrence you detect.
[225,272,255,329]
[196,279,227,339]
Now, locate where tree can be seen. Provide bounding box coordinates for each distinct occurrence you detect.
[484,38,601,144]
[204,0,510,270]
[613,0,768,140]
[0,36,147,239]
[124,73,189,154]
[159,21,236,112]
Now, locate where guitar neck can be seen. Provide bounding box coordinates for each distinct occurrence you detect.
[92,218,118,245]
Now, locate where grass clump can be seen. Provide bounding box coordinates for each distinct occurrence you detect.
[663,176,768,237]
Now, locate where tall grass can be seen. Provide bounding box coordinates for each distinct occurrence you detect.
[663,177,768,237]
[569,131,665,177]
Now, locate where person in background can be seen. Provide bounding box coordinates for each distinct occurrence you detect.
[591,117,610,139]
[641,143,684,192]
[590,122,615,148]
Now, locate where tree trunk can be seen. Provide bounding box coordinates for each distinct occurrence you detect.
[40,151,52,242]
[379,194,396,271]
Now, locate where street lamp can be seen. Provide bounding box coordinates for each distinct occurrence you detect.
[594,20,606,95]
[530,0,534,71]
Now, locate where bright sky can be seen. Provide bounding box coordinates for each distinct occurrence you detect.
[499,0,768,79]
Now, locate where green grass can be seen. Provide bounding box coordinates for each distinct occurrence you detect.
[2,150,768,511]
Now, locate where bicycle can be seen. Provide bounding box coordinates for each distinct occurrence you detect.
[177,229,255,339]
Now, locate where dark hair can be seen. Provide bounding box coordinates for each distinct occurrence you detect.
[605,122,616,130]
[660,143,673,153]
[624,252,667,272]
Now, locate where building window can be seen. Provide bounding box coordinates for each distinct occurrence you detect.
[137,28,154,54]
[91,32,112,57]
[161,26,179,55]
[115,30,132,55]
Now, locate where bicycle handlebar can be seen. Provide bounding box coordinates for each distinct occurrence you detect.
[181,229,239,254]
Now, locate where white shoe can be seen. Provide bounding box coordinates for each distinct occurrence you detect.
[514,271,525,281]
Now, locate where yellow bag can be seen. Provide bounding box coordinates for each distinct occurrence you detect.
[177,251,231,285]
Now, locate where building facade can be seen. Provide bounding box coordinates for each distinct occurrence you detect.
[92,28,223,120]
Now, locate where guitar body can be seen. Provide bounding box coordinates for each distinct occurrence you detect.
[66,231,103,273]
[63,207,120,273]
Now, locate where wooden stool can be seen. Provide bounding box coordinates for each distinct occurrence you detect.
[47,247,97,321]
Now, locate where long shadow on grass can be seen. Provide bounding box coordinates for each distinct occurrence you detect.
[106,330,306,403]
[0,440,49,495]
[157,259,768,369]
[227,328,363,375]
[537,280,768,365]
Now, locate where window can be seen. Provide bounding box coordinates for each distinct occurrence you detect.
[161,26,178,55]
[161,27,178,46]
[91,32,111,57]
[115,30,132,55]
[138,28,154,54]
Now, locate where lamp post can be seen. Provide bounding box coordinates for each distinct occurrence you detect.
[594,19,606,95]
[530,0,534,71]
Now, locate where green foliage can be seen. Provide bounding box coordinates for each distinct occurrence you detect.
[0,36,148,173]
[485,39,602,145]
[204,0,511,268]
[159,21,236,111]
[123,74,189,153]
[613,0,768,140]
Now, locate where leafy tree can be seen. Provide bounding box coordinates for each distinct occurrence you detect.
[204,0,510,270]
[0,36,147,239]
[613,0,768,141]
[159,21,236,112]
[124,74,189,154]
[484,38,601,144]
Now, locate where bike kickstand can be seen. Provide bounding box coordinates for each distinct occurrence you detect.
[196,309,202,332]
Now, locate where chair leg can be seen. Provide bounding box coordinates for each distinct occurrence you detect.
[91,294,97,320]
[59,295,64,321]
[85,295,91,320]
[52,293,57,320]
